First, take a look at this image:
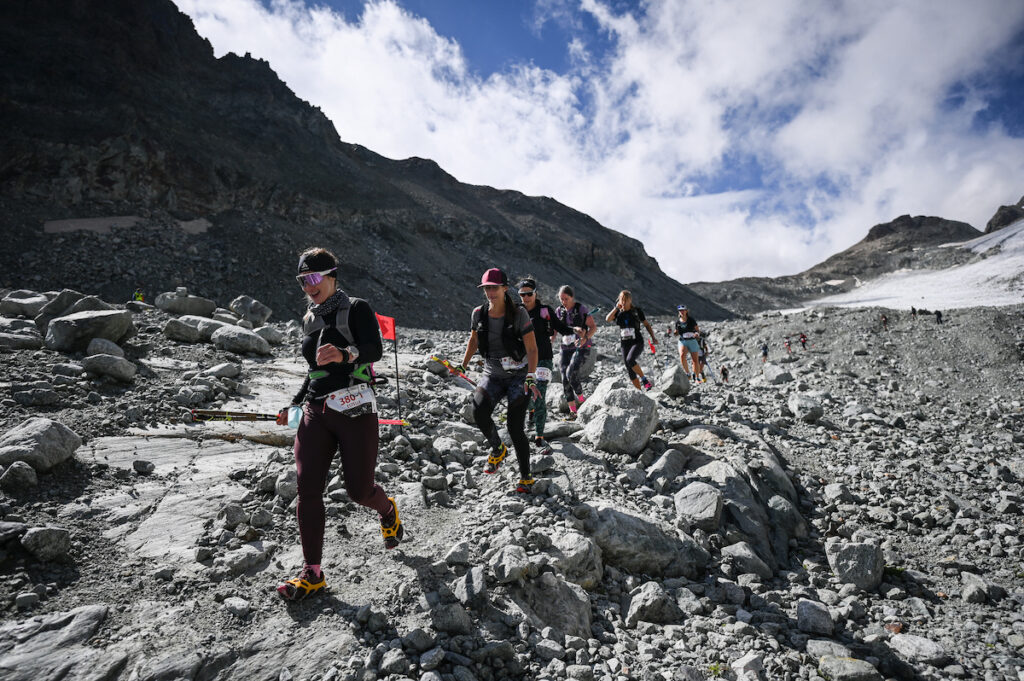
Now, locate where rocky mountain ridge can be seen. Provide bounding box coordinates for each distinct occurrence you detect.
[0,0,728,327]
[689,214,991,316]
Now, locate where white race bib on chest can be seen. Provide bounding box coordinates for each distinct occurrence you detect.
[620,327,636,339]
[500,356,528,371]
[535,367,552,381]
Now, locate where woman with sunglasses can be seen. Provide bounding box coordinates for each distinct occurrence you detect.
[515,276,577,453]
[273,247,403,601]
[606,290,657,391]
[457,268,542,493]
[555,285,597,418]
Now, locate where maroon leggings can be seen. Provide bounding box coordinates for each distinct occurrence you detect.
[293,404,391,565]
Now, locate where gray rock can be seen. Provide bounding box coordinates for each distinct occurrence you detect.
[825,541,885,591]
[647,448,690,492]
[578,378,659,455]
[163,318,202,343]
[45,310,134,351]
[211,325,272,355]
[0,461,38,491]
[21,526,72,561]
[85,337,124,357]
[0,332,43,350]
[731,652,764,680]
[490,544,530,583]
[133,460,155,475]
[0,418,81,472]
[590,504,708,578]
[82,354,136,382]
[0,605,108,681]
[250,508,273,528]
[444,540,472,566]
[15,592,40,609]
[13,389,59,407]
[452,566,488,608]
[890,633,949,666]
[32,289,85,329]
[220,503,248,529]
[823,483,854,504]
[230,294,273,325]
[200,362,242,378]
[623,581,683,627]
[817,656,883,681]
[657,363,691,397]
[509,571,592,639]
[154,290,216,317]
[0,289,49,317]
[762,364,793,384]
[429,603,473,634]
[254,325,285,345]
[534,639,566,660]
[548,531,603,589]
[0,521,29,543]
[788,393,824,423]
[420,646,446,671]
[275,469,298,501]
[721,541,773,579]
[806,639,852,659]
[65,295,113,315]
[797,598,833,635]
[674,481,723,532]
[223,597,250,617]
[379,648,410,676]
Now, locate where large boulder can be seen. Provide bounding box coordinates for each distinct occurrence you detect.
[589,504,708,579]
[0,605,109,681]
[65,295,114,315]
[762,364,793,385]
[163,318,202,343]
[0,418,81,472]
[788,393,824,423]
[21,526,72,561]
[721,541,773,579]
[674,481,723,532]
[623,581,683,627]
[154,289,216,317]
[657,363,691,397]
[547,531,603,589]
[0,290,49,317]
[647,448,691,492]
[33,289,85,330]
[81,354,136,383]
[509,571,592,639]
[44,310,134,351]
[577,377,659,455]
[230,295,273,325]
[825,541,885,591]
[254,325,285,345]
[210,326,271,355]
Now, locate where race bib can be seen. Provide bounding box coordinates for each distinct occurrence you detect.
[500,356,528,371]
[620,327,636,339]
[682,332,696,339]
[535,367,552,382]
[325,384,376,414]
[561,334,577,346]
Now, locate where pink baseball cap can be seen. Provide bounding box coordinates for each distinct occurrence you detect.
[478,268,508,287]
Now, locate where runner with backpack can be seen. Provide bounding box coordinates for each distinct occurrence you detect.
[555,285,597,419]
[274,247,402,601]
[516,276,576,453]
[456,268,543,493]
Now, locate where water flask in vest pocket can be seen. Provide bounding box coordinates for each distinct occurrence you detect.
[287,405,303,429]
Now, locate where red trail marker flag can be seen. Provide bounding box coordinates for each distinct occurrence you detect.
[376,313,396,341]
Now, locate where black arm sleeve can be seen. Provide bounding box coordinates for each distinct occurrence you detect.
[291,376,310,406]
[350,299,384,363]
[547,306,575,335]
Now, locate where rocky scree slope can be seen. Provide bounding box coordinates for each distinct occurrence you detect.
[689,215,986,316]
[0,0,728,327]
[1,283,1023,681]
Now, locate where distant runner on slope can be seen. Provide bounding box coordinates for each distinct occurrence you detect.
[606,290,657,391]
[673,305,702,381]
[516,276,576,454]
[555,285,597,419]
[457,268,542,494]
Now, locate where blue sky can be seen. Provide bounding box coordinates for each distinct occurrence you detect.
[180,0,1024,283]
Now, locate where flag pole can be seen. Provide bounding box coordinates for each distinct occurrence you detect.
[393,325,403,435]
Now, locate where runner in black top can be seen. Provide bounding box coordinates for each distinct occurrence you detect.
[517,277,574,453]
[673,305,701,380]
[458,268,542,494]
[799,332,808,350]
[606,290,657,390]
[555,285,597,418]
[274,247,401,601]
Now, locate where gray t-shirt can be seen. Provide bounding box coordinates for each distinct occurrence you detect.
[471,305,533,376]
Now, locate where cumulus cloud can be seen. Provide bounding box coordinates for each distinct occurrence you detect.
[177,0,1024,283]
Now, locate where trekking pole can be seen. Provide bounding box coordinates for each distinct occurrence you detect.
[188,409,408,427]
[393,325,404,435]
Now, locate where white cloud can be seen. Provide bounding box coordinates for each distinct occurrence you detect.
[176,0,1024,283]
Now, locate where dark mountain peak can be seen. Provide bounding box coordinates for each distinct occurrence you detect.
[985,194,1024,234]
[864,215,980,244]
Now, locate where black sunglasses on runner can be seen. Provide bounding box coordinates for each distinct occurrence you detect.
[518,290,535,297]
